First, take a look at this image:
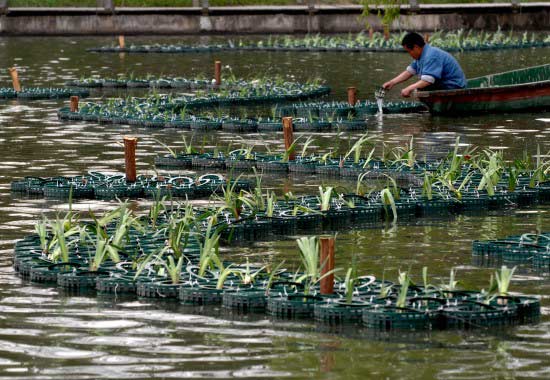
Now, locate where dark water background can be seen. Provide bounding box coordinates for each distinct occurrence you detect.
[0,36,549,379]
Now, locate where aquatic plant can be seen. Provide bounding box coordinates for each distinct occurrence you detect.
[235,259,266,286]
[282,137,299,163]
[300,136,316,159]
[506,164,519,193]
[87,227,111,272]
[217,175,245,219]
[361,147,376,169]
[422,172,435,200]
[355,172,373,197]
[379,276,393,298]
[198,217,222,277]
[438,137,475,182]
[34,217,52,254]
[343,256,358,305]
[319,186,334,212]
[135,245,186,285]
[164,205,194,258]
[343,133,373,165]
[493,265,517,297]
[149,191,167,230]
[295,236,337,295]
[380,187,397,221]
[396,270,411,309]
[437,171,473,201]
[50,218,79,264]
[164,253,185,285]
[239,170,265,215]
[440,268,460,294]
[529,144,550,187]
[107,203,144,262]
[154,138,178,158]
[85,203,143,270]
[421,266,437,295]
[474,149,505,196]
[265,191,276,218]
[265,260,286,296]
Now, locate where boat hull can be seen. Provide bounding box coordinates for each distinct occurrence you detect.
[416,64,550,115]
[416,81,550,115]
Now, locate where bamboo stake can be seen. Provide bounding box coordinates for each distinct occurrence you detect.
[123,136,138,182]
[320,237,335,295]
[347,87,357,107]
[282,116,295,161]
[70,96,79,112]
[118,35,125,49]
[9,67,21,92]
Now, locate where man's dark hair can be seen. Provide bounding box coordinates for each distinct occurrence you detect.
[401,32,425,49]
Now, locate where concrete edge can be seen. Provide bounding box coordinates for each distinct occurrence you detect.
[2,3,550,16]
[0,4,548,35]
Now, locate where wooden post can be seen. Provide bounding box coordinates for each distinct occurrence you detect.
[424,33,430,43]
[118,35,125,49]
[320,237,335,295]
[347,87,357,107]
[9,67,21,92]
[368,27,374,39]
[282,117,295,161]
[123,136,138,183]
[214,60,221,86]
[70,96,79,112]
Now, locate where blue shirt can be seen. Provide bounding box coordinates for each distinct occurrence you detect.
[407,44,466,89]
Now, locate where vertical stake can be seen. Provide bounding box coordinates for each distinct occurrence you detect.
[123,136,138,183]
[347,87,357,107]
[70,96,79,112]
[214,60,222,86]
[118,35,125,49]
[9,67,21,92]
[369,27,374,39]
[320,237,335,295]
[282,117,295,161]
[424,33,430,43]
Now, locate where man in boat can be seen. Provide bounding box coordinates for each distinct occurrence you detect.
[383,32,466,97]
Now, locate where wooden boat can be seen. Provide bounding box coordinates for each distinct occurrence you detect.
[415,64,550,115]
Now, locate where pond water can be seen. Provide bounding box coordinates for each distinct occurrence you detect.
[0,36,549,380]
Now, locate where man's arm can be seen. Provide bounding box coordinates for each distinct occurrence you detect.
[401,79,432,97]
[383,70,414,90]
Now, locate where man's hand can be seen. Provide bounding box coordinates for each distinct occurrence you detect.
[401,79,431,97]
[382,80,394,90]
[401,87,414,98]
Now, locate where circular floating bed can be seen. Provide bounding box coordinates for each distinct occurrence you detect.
[87,32,550,54]
[11,172,250,201]
[0,87,89,100]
